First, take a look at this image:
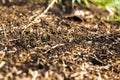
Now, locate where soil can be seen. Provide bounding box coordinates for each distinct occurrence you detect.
[0,0,120,80]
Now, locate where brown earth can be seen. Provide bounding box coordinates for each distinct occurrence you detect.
[0,0,120,80]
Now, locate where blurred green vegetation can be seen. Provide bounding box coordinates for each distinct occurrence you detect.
[90,0,120,21]
[58,0,120,21]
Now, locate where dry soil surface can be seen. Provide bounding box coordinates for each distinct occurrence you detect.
[0,0,120,80]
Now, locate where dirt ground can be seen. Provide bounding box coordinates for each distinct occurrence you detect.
[0,0,120,80]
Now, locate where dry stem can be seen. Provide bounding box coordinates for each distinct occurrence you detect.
[22,0,57,33]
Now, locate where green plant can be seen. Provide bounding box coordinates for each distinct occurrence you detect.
[57,0,90,8]
[91,0,120,21]
[73,0,90,8]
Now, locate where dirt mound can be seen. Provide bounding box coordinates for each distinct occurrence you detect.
[0,0,119,80]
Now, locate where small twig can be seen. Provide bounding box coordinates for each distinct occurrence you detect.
[32,71,38,80]
[22,0,57,34]
[93,54,104,64]
[0,61,5,68]
[36,0,57,19]
[106,5,114,15]
[72,0,75,8]
[1,24,7,39]
[44,43,65,53]
[2,0,6,4]
[51,43,65,49]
